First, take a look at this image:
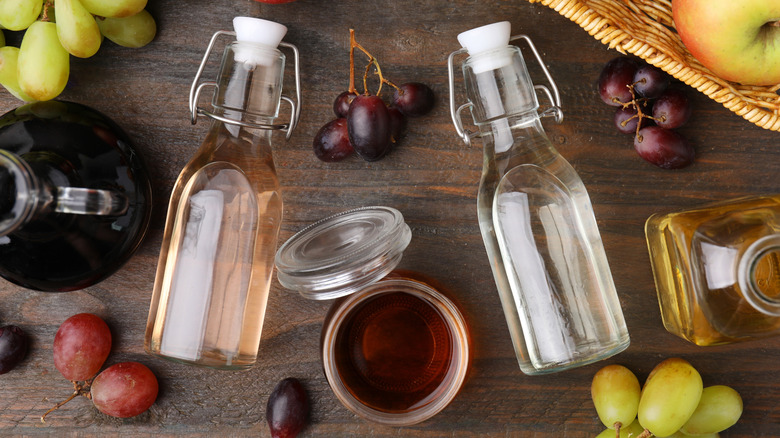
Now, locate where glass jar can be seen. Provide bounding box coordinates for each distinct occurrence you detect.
[275,207,470,426]
[646,194,780,346]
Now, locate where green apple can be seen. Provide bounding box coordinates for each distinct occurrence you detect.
[672,0,780,85]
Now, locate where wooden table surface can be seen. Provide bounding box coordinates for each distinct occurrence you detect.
[1,0,779,436]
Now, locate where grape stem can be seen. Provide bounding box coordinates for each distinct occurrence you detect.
[636,429,654,438]
[40,1,53,22]
[616,80,658,137]
[40,380,92,423]
[347,29,399,97]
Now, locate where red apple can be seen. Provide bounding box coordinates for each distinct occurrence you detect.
[672,0,780,86]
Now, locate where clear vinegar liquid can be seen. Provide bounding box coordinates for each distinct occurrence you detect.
[477,118,629,374]
[145,125,282,369]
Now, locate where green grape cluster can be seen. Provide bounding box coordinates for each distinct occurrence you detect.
[0,0,156,102]
[591,359,743,438]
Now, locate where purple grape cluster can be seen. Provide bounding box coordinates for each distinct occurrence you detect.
[598,57,694,169]
[313,82,434,163]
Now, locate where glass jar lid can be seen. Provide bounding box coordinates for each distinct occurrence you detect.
[275,206,412,300]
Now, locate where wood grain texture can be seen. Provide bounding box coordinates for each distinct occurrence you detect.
[0,0,778,436]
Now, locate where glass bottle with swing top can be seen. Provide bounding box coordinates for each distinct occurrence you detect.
[144,17,301,370]
[447,22,629,375]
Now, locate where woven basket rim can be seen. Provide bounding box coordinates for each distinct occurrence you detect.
[529,0,780,131]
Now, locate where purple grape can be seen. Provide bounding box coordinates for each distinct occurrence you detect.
[614,106,641,135]
[388,107,406,142]
[634,126,694,169]
[392,82,435,117]
[632,65,670,98]
[598,57,639,106]
[653,89,692,129]
[347,95,392,161]
[333,91,357,118]
[313,118,354,162]
[0,325,28,375]
[267,377,309,438]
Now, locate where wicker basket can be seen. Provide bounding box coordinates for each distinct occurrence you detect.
[528,0,780,131]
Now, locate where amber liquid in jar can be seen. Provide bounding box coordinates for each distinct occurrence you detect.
[646,195,780,346]
[333,290,453,412]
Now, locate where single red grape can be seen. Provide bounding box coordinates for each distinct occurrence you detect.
[333,91,357,118]
[632,65,670,98]
[393,82,435,117]
[653,89,692,129]
[91,362,158,418]
[347,95,392,161]
[313,118,353,162]
[53,313,112,381]
[598,57,638,106]
[634,126,694,169]
[267,377,309,438]
[0,325,28,375]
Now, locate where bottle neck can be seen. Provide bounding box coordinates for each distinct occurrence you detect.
[211,41,285,129]
[0,150,47,236]
[739,234,780,316]
[0,150,131,237]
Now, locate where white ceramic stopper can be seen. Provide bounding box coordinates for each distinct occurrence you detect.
[232,16,287,66]
[457,21,512,74]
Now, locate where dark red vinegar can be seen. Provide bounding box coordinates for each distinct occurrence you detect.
[333,291,453,412]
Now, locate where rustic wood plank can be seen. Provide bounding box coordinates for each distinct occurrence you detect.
[0,0,777,436]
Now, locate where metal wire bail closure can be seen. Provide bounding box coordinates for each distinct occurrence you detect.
[447,34,564,146]
[188,30,302,140]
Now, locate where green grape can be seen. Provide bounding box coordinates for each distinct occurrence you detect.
[56,0,102,58]
[18,21,70,101]
[79,0,146,18]
[0,47,34,101]
[595,419,645,438]
[664,431,719,438]
[96,10,156,48]
[0,0,42,31]
[638,358,703,438]
[0,30,5,46]
[680,385,742,435]
[591,364,641,430]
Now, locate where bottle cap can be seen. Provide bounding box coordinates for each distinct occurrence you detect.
[457,21,512,74]
[232,16,287,66]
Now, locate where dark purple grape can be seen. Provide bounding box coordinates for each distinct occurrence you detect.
[313,118,353,162]
[347,95,392,161]
[634,126,694,169]
[614,106,642,135]
[598,57,639,106]
[632,65,670,98]
[393,82,435,117]
[267,377,309,438]
[333,91,357,118]
[0,325,28,375]
[388,107,406,142]
[653,89,692,129]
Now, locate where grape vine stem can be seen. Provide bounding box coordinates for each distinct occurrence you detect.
[41,1,53,22]
[40,380,92,423]
[348,29,399,97]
